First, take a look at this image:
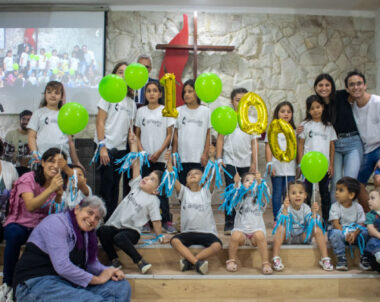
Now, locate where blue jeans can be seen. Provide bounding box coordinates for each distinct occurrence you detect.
[331,135,363,203]
[328,228,369,257]
[16,275,131,302]
[271,176,295,220]
[3,223,33,286]
[358,145,380,184]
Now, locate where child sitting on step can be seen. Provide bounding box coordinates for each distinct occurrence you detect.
[97,132,168,274]
[328,177,370,271]
[272,180,333,271]
[364,187,380,271]
[168,146,222,275]
[226,172,272,274]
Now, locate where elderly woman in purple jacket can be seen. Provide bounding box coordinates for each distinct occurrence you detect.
[13,196,131,302]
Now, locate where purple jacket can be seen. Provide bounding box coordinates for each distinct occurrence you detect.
[28,211,107,287]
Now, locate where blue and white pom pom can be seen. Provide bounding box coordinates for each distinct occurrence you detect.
[172,152,183,172]
[256,163,272,209]
[89,142,105,166]
[304,212,324,243]
[343,223,367,256]
[67,170,79,209]
[114,152,139,177]
[272,213,295,239]
[200,160,232,189]
[158,167,178,197]
[41,198,65,215]
[140,234,164,247]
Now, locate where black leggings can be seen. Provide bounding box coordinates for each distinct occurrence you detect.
[97,225,141,263]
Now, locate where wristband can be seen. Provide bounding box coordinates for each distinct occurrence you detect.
[98,139,105,146]
[216,158,223,165]
[98,143,105,148]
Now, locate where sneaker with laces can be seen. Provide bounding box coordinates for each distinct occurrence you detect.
[195,260,208,275]
[179,258,194,272]
[336,256,348,271]
[162,221,177,234]
[141,223,151,233]
[137,259,152,274]
[272,256,285,271]
[375,251,380,264]
[111,258,122,269]
[359,255,372,271]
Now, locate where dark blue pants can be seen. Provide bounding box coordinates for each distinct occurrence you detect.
[3,223,33,285]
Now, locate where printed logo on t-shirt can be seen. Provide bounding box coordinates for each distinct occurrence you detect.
[115,104,119,111]
[182,202,205,211]
[127,192,143,212]
[238,204,259,216]
[181,116,203,127]
[308,130,327,140]
[44,116,57,125]
[142,118,162,128]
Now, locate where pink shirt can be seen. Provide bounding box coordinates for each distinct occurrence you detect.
[4,172,53,228]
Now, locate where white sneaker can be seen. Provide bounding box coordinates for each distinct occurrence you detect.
[0,284,12,302]
[375,251,380,264]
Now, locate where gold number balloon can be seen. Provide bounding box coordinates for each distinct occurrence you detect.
[237,92,268,134]
[160,73,178,118]
[268,119,297,162]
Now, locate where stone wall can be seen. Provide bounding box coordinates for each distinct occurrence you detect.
[1,11,377,159]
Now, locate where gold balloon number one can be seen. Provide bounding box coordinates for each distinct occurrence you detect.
[268,119,297,163]
[160,73,178,118]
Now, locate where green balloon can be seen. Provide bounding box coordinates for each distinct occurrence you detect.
[69,68,75,75]
[29,54,35,60]
[12,63,19,71]
[195,73,222,103]
[52,68,59,75]
[98,74,127,103]
[57,102,89,135]
[124,63,149,90]
[46,52,52,59]
[211,106,237,135]
[300,151,328,183]
[34,55,40,61]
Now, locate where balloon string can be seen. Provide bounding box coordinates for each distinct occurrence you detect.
[229,135,238,176]
[254,137,258,172]
[286,175,288,197]
[59,142,64,174]
[130,90,136,135]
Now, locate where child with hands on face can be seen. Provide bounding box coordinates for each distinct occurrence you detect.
[272,181,333,271]
[167,145,222,275]
[226,171,273,275]
[97,132,168,275]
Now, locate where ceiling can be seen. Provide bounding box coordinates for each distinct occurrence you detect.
[0,0,380,13]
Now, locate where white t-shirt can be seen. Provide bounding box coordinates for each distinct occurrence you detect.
[178,185,217,235]
[233,196,266,235]
[106,176,161,233]
[19,52,29,68]
[299,120,337,163]
[279,203,311,234]
[223,120,258,168]
[135,105,175,163]
[329,201,365,227]
[175,105,210,163]
[4,57,13,72]
[94,97,136,150]
[352,94,380,154]
[0,160,18,190]
[49,55,60,70]
[27,107,71,162]
[39,56,47,70]
[70,57,79,71]
[264,132,296,176]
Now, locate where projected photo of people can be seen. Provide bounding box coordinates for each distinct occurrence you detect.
[0,27,104,114]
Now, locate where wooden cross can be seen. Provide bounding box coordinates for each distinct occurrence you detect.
[156,12,234,79]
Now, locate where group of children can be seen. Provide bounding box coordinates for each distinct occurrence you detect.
[1,67,379,283]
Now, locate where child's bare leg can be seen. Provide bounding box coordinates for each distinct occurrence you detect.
[195,242,222,260]
[171,238,198,264]
[251,231,269,264]
[228,231,245,260]
[312,227,329,258]
[272,225,286,257]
